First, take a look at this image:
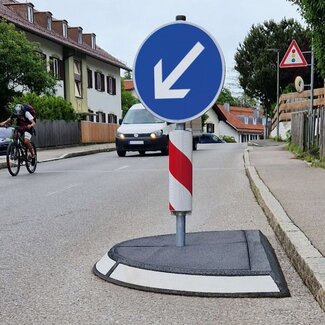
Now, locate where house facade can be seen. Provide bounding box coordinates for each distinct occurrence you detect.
[0,0,130,123]
[205,103,265,143]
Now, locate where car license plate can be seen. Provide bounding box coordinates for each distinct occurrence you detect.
[129,140,144,145]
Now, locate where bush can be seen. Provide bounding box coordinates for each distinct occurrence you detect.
[10,93,78,121]
[221,135,236,143]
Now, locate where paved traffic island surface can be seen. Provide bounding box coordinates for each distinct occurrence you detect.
[93,230,289,297]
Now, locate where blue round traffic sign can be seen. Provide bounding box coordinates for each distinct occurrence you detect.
[134,21,225,123]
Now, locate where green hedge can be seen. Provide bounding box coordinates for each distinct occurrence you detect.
[10,93,78,121]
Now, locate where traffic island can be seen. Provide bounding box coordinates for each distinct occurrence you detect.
[93,230,290,297]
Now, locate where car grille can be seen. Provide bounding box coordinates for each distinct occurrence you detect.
[123,133,151,138]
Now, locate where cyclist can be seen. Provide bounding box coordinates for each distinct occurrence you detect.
[0,104,36,160]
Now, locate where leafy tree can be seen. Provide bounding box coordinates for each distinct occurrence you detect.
[121,79,139,117]
[236,94,257,108]
[288,1,325,78]
[234,18,322,119]
[216,88,240,106]
[123,70,132,80]
[0,20,56,118]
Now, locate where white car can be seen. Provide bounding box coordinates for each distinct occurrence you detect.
[115,103,174,157]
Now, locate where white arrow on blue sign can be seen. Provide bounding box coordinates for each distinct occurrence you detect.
[134,21,225,123]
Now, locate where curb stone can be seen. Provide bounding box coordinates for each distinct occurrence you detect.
[245,148,325,312]
[0,147,115,169]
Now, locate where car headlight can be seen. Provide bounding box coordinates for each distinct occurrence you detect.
[116,132,125,139]
[150,130,163,139]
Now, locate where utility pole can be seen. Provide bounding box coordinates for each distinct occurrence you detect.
[267,48,280,139]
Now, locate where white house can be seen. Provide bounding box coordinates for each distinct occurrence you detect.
[205,104,265,143]
[0,0,131,123]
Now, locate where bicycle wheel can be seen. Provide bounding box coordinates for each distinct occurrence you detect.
[26,142,37,174]
[6,142,21,176]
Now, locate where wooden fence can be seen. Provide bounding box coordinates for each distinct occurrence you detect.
[80,121,118,144]
[271,87,325,130]
[291,106,325,158]
[34,120,80,147]
[33,120,118,148]
[291,111,305,149]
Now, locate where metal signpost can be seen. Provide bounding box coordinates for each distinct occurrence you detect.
[134,16,225,246]
[94,19,290,297]
[280,40,314,150]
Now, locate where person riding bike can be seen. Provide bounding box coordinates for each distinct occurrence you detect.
[0,104,36,160]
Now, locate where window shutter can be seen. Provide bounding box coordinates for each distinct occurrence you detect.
[95,72,99,90]
[112,77,116,95]
[87,69,93,88]
[59,60,64,80]
[100,73,105,92]
[49,57,54,75]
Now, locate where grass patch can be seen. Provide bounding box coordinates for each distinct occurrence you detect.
[287,143,325,168]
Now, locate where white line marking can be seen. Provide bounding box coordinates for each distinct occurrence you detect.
[114,165,128,171]
[46,183,82,196]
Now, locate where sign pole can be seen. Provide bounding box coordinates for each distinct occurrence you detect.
[169,123,193,247]
[175,123,186,247]
[308,49,315,150]
[175,15,186,247]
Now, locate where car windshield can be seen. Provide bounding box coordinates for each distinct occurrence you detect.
[123,109,164,124]
[212,135,220,141]
[0,127,13,138]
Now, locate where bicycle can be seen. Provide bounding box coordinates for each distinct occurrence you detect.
[6,127,37,176]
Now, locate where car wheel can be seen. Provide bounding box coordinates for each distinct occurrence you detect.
[117,150,126,157]
[193,139,198,151]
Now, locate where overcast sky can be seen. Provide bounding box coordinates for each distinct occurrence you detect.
[30,0,304,94]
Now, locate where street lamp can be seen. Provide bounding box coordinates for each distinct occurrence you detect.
[267,48,280,140]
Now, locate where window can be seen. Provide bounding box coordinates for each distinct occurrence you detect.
[78,29,83,44]
[74,60,82,98]
[27,6,34,23]
[47,16,52,30]
[88,109,94,122]
[206,123,214,133]
[95,72,105,92]
[50,57,64,80]
[108,114,117,124]
[62,22,68,38]
[107,76,116,95]
[96,112,106,123]
[87,69,93,88]
[91,34,96,49]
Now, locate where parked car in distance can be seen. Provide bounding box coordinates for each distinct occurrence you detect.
[198,133,225,144]
[0,127,13,156]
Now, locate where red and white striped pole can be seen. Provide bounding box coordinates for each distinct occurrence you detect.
[169,126,193,246]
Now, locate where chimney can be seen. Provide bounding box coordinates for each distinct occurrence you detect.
[224,102,230,112]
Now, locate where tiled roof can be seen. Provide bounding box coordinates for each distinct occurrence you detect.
[213,105,264,134]
[0,0,131,70]
[123,79,134,91]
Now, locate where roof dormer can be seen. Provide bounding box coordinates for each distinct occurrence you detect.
[68,27,83,44]
[52,19,68,38]
[83,33,96,49]
[4,2,35,23]
[34,11,53,31]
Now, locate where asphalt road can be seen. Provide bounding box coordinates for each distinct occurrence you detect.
[0,144,324,324]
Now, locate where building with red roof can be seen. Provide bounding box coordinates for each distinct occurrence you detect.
[205,103,265,143]
[0,0,130,123]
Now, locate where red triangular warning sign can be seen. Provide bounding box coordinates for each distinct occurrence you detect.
[280,40,308,68]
